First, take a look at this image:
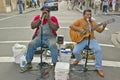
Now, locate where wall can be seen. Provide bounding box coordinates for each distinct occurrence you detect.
[11,0,18,11]
[0,0,6,13]
[0,0,17,13]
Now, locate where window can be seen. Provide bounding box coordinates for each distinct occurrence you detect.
[5,0,11,6]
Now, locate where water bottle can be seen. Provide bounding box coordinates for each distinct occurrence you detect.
[20,55,26,67]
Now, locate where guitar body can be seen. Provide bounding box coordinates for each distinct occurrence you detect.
[70,29,84,43]
[70,18,115,43]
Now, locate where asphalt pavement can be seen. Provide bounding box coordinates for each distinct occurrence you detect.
[0,2,120,80]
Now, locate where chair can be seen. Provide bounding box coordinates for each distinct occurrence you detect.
[80,46,95,72]
[81,46,95,60]
[35,45,50,58]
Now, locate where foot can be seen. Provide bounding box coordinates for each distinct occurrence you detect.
[73,60,80,65]
[97,70,104,77]
[19,63,32,73]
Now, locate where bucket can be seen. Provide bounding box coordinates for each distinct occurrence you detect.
[55,62,70,80]
[59,48,72,63]
[12,43,26,64]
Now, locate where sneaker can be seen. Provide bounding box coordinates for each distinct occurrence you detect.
[73,60,80,65]
[19,63,32,73]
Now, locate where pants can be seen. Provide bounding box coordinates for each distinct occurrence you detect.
[85,0,91,9]
[18,3,23,13]
[73,39,102,70]
[103,5,108,13]
[112,3,116,11]
[26,35,58,63]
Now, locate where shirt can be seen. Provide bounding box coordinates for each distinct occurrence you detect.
[32,14,59,36]
[72,18,103,40]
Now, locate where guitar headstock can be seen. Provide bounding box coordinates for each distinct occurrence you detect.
[106,18,115,24]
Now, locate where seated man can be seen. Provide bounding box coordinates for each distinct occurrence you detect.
[69,9,107,77]
[20,5,60,72]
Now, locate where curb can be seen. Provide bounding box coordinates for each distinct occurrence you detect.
[116,33,120,44]
[75,6,83,13]
[75,6,120,15]
[111,33,120,48]
[22,8,39,14]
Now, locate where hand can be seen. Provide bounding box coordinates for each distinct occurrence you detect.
[41,10,49,20]
[80,29,87,35]
[102,22,107,28]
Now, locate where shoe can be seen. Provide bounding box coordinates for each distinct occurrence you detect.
[73,60,80,65]
[97,70,104,77]
[19,63,32,73]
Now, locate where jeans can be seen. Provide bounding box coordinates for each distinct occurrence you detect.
[103,5,108,13]
[26,23,58,63]
[18,3,23,13]
[73,39,102,70]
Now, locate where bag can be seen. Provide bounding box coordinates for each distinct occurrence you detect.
[12,43,27,64]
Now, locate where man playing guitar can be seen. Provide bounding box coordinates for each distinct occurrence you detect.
[69,9,107,77]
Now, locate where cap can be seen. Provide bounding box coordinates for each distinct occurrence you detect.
[40,5,50,11]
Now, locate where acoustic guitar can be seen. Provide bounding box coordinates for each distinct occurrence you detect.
[70,18,115,43]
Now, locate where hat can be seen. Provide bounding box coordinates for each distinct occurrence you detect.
[40,5,50,11]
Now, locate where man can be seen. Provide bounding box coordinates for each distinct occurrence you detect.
[17,0,23,14]
[71,0,77,10]
[20,5,59,72]
[112,0,116,12]
[94,0,101,15]
[22,0,26,10]
[103,0,109,14]
[69,9,107,77]
[85,0,91,9]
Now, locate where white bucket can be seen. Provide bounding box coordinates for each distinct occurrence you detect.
[12,43,27,64]
[55,62,70,80]
[59,48,72,63]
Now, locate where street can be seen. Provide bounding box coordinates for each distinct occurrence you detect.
[0,0,120,80]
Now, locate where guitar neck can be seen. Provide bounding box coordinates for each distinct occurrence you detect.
[87,18,115,31]
[87,23,103,31]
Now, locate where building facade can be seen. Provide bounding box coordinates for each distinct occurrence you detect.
[0,0,17,13]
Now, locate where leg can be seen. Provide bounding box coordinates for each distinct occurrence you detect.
[103,5,105,12]
[20,36,42,73]
[105,5,108,13]
[26,36,42,62]
[89,39,104,77]
[73,40,87,61]
[18,3,23,14]
[94,5,97,14]
[46,37,58,63]
[89,39,102,70]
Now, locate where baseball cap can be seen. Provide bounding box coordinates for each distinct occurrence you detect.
[40,5,50,11]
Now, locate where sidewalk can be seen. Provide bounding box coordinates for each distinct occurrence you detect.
[111,31,120,48]
[0,7,39,15]
[75,5,120,15]
[0,7,40,21]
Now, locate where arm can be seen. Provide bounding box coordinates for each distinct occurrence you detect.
[69,19,85,33]
[47,16,59,31]
[31,15,41,29]
[31,19,41,29]
[96,22,107,33]
[70,24,82,32]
